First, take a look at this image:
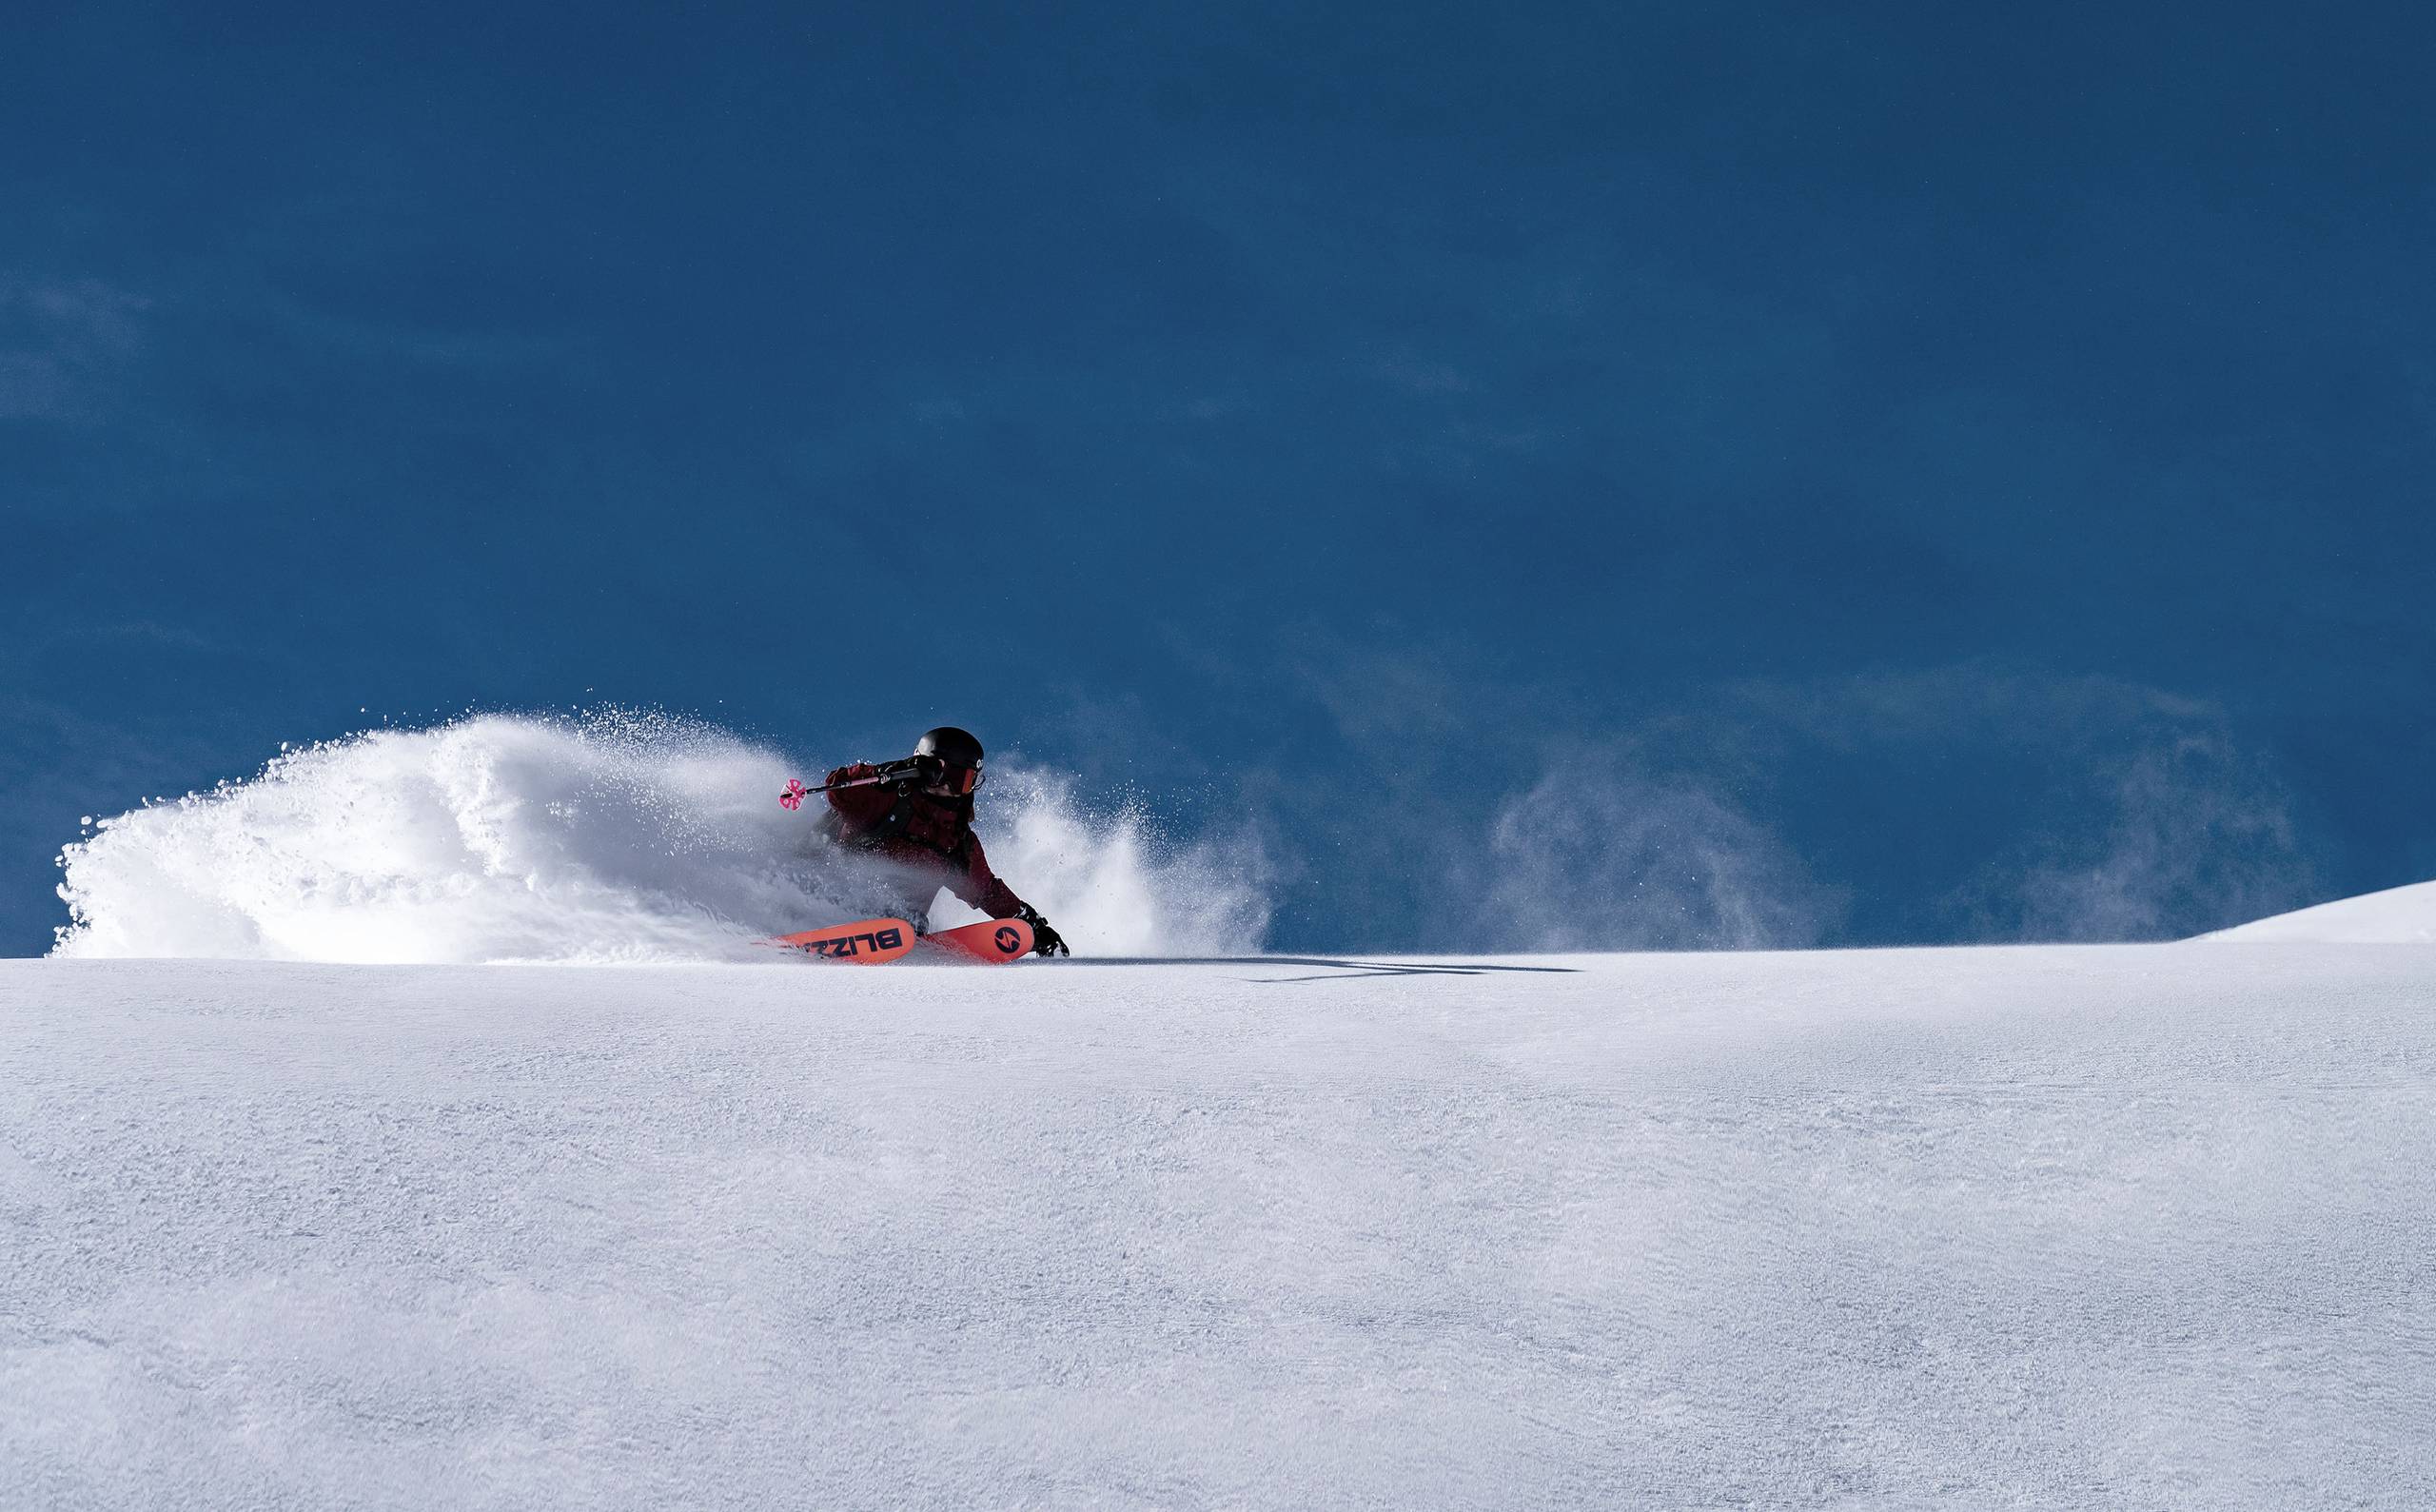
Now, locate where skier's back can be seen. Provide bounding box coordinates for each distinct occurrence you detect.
[822,726,1068,956]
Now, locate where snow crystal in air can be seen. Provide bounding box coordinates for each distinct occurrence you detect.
[51,713,1267,963]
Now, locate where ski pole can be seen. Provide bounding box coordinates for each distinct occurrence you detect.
[778,758,925,810]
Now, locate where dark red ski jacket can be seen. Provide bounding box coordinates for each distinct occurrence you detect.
[823,766,1029,919]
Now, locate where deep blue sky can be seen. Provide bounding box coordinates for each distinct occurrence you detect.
[6,1,2432,953]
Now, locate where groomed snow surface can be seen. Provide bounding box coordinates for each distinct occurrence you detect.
[2205,878,2436,944]
[6,944,2432,1509]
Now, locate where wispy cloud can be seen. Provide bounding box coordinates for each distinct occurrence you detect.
[1280,625,1492,748]
[2008,731,2316,941]
[1726,665,2324,940]
[0,273,149,422]
[1476,756,1841,952]
[1369,351,1472,396]
[1722,663,2216,751]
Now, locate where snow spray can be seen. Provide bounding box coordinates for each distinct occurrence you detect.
[51,713,1269,964]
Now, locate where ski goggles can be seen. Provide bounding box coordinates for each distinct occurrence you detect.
[919,757,984,796]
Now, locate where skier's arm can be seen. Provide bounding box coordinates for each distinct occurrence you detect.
[824,765,896,826]
[953,834,1068,955]
[951,832,1028,919]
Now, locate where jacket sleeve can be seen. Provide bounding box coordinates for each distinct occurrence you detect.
[824,765,896,828]
[950,832,1030,919]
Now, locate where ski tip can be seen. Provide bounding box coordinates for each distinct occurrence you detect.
[917,918,1034,963]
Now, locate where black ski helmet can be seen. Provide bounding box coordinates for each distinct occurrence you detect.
[914,726,984,767]
[914,726,986,795]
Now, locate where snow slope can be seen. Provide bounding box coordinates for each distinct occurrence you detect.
[6,944,2432,1509]
[2205,878,2436,943]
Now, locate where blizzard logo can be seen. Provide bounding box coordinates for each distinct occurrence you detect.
[995,926,1022,954]
[803,927,904,958]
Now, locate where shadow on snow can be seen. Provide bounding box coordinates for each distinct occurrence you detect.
[1050,956,1581,982]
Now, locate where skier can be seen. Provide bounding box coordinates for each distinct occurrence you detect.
[820,726,1069,956]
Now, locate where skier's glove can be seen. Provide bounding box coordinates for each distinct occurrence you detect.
[1016,905,1069,957]
[825,762,878,789]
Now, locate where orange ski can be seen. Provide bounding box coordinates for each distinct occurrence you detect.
[918,918,1034,963]
[768,917,916,963]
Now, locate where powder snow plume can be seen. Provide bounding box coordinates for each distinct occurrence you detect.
[50,713,1269,963]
